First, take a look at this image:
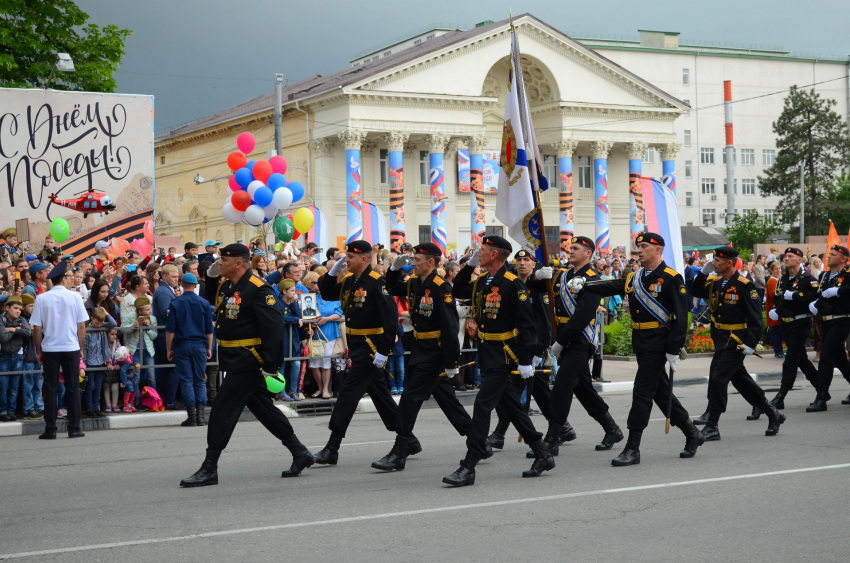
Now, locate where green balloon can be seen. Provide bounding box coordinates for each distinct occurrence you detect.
[265,372,286,394]
[49,218,70,243]
[273,216,295,242]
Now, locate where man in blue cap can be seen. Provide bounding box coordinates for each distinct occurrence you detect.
[24,262,50,297]
[166,273,213,427]
[198,240,221,263]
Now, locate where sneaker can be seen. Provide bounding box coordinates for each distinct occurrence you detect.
[398,387,404,394]
[390,388,399,395]
[24,410,42,420]
[281,393,294,402]
[291,393,302,402]
[774,353,785,359]
[58,409,68,418]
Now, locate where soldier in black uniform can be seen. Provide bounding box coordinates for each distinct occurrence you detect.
[767,247,819,409]
[574,233,703,466]
[313,240,402,465]
[527,237,624,454]
[689,246,785,440]
[806,245,850,411]
[442,236,554,487]
[180,244,314,487]
[371,242,475,472]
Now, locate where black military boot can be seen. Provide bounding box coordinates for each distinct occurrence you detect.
[195,405,206,426]
[594,412,624,451]
[701,425,721,441]
[486,418,510,450]
[523,439,556,478]
[842,393,850,405]
[692,402,710,426]
[281,435,315,477]
[806,390,828,412]
[746,405,762,420]
[680,419,705,458]
[181,406,197,427]
[529,422,563,458]
[371,434,408,472]
[612,430,642,467]
[442,452,481,487]
[762,400,786,436]
[180,449,220,487]
[314,432,343,465]
[561,420,578,442]
[770,390,787,410]
[407,434,422,456]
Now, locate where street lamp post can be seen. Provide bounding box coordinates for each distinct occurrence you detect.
[44,53,75,89]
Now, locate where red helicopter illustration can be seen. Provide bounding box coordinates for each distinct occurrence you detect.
[49,187,116,218]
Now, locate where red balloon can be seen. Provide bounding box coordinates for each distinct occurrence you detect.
[269,155,288,175]
[228,174,239,192]
[231,190,251,212]
[285,214,301,239]
[252,160,273,183]
[227,151,247,172]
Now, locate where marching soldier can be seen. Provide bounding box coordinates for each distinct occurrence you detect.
[571,233,703,466]
[371,242,476,472]
[313,240,403,465]
[766,247,819,409]
[806,244,850,411]
[689,246,785,440]
[442,236,554,487]
[180,244,314,488]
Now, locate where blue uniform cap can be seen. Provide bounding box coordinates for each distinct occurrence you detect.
[181,273,199,284]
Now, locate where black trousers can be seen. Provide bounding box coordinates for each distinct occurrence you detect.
[780,321,818,392]
[328,356,397,438]
[816,319,850,394]
[207,369,294,452]
[707,347,766,424]
[550,340,609,427]
[495,368,551,425]
[466,363,542,456]
[397,360,470,438]
[628,350,689,431]
[42,351,81,435]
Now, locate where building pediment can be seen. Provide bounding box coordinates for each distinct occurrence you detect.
[187,205,206,221]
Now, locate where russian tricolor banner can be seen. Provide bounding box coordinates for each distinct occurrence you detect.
[306,205,328,250]
[361,201,389,248]
[640,177,684,275]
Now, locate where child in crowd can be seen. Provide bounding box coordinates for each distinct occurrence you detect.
[120,297,157,407]
[38,235,55,261]
[0,296,32,422]
[83,307,116,416]
[103,329,122,412]
[277,279,303,401]
[20,294,43,420]
[115,346,136,412]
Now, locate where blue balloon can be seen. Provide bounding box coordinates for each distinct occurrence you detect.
[287,181,305,203]
[234,167,254,189]
[254,186,273,208]
[246,160,257,170]
[267,173,287,191]
[263,217,271,223]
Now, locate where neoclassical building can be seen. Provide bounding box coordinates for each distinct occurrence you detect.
[154,14,688,253]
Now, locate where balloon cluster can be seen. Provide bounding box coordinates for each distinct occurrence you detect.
[222,133,311,240]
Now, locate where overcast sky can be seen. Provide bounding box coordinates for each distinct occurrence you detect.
[76,0,849,133]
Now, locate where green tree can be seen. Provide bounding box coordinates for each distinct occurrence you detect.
[830,174,850,236]
[0,0,132,92]
[724,211,782,253]
[758,87,850,238]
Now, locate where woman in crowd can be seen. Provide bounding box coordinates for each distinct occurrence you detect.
[145,262,162,294]
[303,271,342,399]
[119,275,150,321]
[85,278,119,324]
[765,260,784,359]
[251,254,268,278]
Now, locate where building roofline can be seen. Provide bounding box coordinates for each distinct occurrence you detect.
[637,29,680,35]
[350,23,472,62]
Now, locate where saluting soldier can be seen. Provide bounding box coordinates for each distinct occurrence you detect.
[372,242,475,472]
[572,233,703,466]
[442,236,555,487]
[689,246,785,440]
[806,244,850,411]
[766,247,819,409]
[180,244,314,488]
[313,240,403,466]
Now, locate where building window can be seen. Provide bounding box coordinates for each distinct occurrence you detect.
[702,208,716,226]
[543,155,557,189]
[684,130,691,147]
[723,179,736,194]
[426,34,435,40]
[700,147,714,164]
[544,226,559,251]
[383,51,392,57]
[414,39,421,45]
[722,148,736,165]
[687,222,694,226]
[577,156,592,189]
[371,56,379,62]
[685,160,692,178]
[685,192,693,207]
[485,226,503,238]
[642,147,655,164]
[419,150,429,185]
[353,63,360,67]
[741,149,754,165]
[701,178,715,194]
[742,179,756,195]
[160,156,165,165]
[682,68,690,85]
[418,226,431,244]
[763,149,776,166]
[683,100,690,116]
[380,149,388,185]
[764,209,777,222]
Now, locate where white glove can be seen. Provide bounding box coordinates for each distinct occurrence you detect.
[567,277,586,293]
[532,356,542,368]
[372,352,387,368]
[534,267,553,280]
[550,342,563,359]
[468,248,481,268]
[444,368,459,378]
[390,255,411,271]
[823,287,839,299]
[518,365,534,379]
[666,353,679,371]
[768,309,780,322]
[329,256,347,277]
[700,261,715,275]
[783,290,795,300]
[741,344,755,355]
[809,301,819,316]
[207,259,221,278]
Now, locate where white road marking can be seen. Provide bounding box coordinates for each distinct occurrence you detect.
[2,462,849,560]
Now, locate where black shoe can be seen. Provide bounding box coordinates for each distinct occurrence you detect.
[680,420,705,458]
[371,436,408,472]
[762,401,786,436]
[769,392,785,410]
[561,421,578,442]
[486,431,505,450]
[746,406,762,420]
[692,405,710,426]
[181,406,198,427]
[842,393,850,405]
[281,437,315,477]
[0,414,10,422]
[442,453,480,487]
[180,449,220,487]
[522,440,556,478]
[806,398,827,412]
[407,435,422,456]
[702,425,721,442]
[595,413,624,451]
[481,443,494,460]
[7,413,15,421]
[38,431,56,440]
[68,431,85,438]
[165,403,180,411]
[313,447,339,465]
[612,431,642,467]
[195,406,206,426]
[85,409,96,417]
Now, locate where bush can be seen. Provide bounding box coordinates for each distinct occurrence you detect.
[603,316,633,356]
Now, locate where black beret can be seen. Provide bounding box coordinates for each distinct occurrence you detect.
[514,249,536,261]
[346,240,372,254]
[570,236,595,251]
[831,245,850,257]
[220,243,251,258]
[714,246,739,259]
[414,243,442,257]
[635,232,665,247]
[481,235,512,252]
[784,247,804,258]
[45,260,68,281]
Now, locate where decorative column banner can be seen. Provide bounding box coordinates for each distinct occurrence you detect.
[384,131,409,252]
[626,142,648,252]
[339,130,367,243]
[591,141,614,253]
[427,134,450,254]
[468,137,488,249]
[553,140,578,254]
[457,149,470,192]
[659,143,681,196]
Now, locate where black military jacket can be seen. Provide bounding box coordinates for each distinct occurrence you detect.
[528,263,597,351]
[813,267,850,319]
[774,268,818,322]
[691,271,762,349]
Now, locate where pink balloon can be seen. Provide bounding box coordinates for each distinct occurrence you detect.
[228,174,239,192]
[269,155,288,175]
[143,220,154,244]
[236,132,256,155]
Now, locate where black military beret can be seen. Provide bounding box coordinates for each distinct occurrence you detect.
[220,243,251,258]
[514,249,536,261]
[45,260,68,280]
[414,242,442,257]
[346,240,372,254]
[784,247,804,258]
[714,246,739,259]
[570,236,595,251]
[831,245,850,257]
[635,232,665,247]
[481,235,512,252]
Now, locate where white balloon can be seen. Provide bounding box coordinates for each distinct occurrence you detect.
[244,204,265,226]
[263,204,279,220]
[247,180,265,198]
[222,202,244,224]
[272,187,293,210]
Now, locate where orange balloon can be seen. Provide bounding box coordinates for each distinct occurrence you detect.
[108,237,131,258]
[252,160,273,183]
[227,151,247,172]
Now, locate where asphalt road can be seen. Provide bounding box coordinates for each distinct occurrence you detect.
[1,380,849,562]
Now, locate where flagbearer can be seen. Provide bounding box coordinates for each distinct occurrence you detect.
[689,246,785,440]
[570,233,703,466]
[806,245,850,411]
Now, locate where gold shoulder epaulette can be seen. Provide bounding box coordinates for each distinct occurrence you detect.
[503,271,517,281]
[249,276,264,287]
[408,274,419,280]
[707,275,721,281]
[586,270,597,277]
[433,276,444,286]
[664,267,678,277]
[738,275,752,284]
[342,272,354,280]
[369,270,381,280]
